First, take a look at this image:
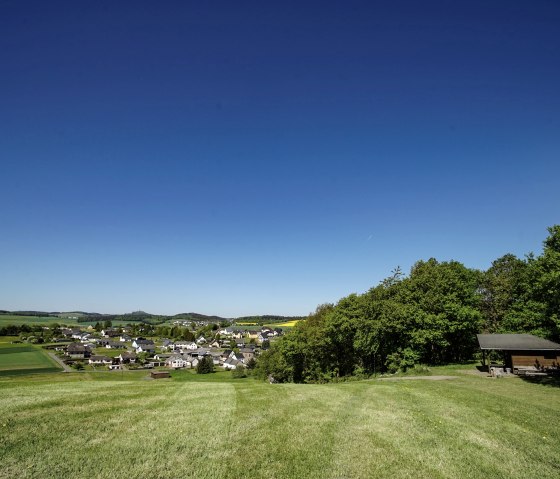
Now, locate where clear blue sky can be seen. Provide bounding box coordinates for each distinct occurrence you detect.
[1,1,559,316]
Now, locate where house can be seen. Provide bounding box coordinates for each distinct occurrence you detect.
[187,357,199,368]
[161,339,174,350]
[153,353,172,361]
[220,350,232,362]
[247,331,259,340]
[257,332,271,344]
[477,334,560,375]
[239,348,256,362]
[106,341,126,349]
[208,339,221,348]
[165,356,188,368]
[132,338,154,349]
[60,328,74,338]
[101,328,120,338]
[196,336,207,345]
[117,352,137,364]
[137,343,155,354]
[119,334,132,342]
[66,343,91,359]
[89,355,113,366]
[95,338,110,347]
[223,357,243,370]
[175,341,197,350]
[192,348,210,357]
[231,330,245,339]
[228,350,245,363]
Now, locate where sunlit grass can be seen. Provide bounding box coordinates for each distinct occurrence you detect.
[1,368,559,478]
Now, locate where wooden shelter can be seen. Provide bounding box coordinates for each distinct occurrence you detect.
[477,334,560,374]
[150,371,170,379]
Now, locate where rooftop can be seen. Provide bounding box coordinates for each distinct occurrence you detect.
[477,334,560,351]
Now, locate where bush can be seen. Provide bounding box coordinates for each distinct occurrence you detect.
[196,356,214,374]
[71,362,84,371]
[231,365,247,379]
[385,348,420,374]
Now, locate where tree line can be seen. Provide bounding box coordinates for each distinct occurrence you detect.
[256,225,560,382]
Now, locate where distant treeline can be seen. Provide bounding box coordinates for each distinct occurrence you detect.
[256,225,560,383]
[0,310,301,325]
[0,324,56,336]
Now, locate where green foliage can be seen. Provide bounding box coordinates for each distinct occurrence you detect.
[196,356,214,374]
[258,225,560,383]
[71,361,84,371]
[231,365,247,378]
[246,357,257,370]
[385,348,420,373]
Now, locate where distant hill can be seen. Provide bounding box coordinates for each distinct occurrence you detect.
[173,312,231,322]
[0,309,305,324]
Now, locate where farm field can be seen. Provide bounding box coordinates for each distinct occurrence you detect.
[0,315,73,326]
[237,320,303,329]
[0,341,62,376]
[272,319,302,328]
[0,315,137,327]
[1,367,559,478]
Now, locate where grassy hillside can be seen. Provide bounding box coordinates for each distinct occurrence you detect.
[1,367,559,478]
[0,315,70,326]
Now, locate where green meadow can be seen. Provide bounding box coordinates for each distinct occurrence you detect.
[0,341,62,376]
[1,366,559,479]
[0,315,70,326]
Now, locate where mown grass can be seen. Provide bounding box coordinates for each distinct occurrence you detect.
[0,342,62,376]
[0,367,559,478]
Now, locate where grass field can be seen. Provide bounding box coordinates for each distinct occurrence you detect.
[0,315,72,326]
[1,366,559,479]
[0,341,62,376]
[0,315,138,327]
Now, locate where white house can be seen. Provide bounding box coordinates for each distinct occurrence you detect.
[137,344,155,354]
[176,341,197,350]
[223,357,243,370]
[89,355,113,366]
[165,356,188,368]
[133,339,155,350]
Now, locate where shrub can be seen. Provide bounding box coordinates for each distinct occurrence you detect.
[231,365,247,379]
[196,356,214,374]
[385,348,420,373]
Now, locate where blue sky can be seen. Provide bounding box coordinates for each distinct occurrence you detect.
[1,1,559,316]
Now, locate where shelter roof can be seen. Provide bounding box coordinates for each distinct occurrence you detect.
[477,334,560,351]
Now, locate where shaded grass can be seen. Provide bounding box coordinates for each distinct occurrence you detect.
[0,368,559,478]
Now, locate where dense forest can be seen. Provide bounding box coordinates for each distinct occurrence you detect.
[256,226,560,382]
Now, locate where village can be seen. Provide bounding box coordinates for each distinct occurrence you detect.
[52,324,284,372]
